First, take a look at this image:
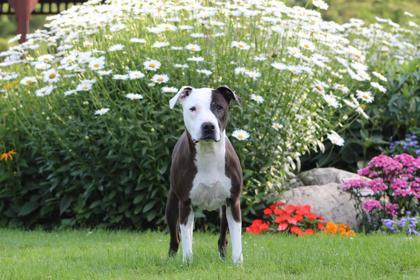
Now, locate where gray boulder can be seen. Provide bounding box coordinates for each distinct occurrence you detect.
[281,168,367,229]
[281,183,359,229]
[298,167,362,186]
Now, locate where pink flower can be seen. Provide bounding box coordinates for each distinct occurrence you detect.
[362,199,382,212]
[342,178,367,191]
[368,155,402,174]
[385,203,399,216]
[391,178,413,197]
[367,178,388,192]
[357,167,370,177]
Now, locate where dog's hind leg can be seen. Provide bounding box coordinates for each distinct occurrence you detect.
[179,200,194,263]
[166,190,180,257]
[218,205,228,259]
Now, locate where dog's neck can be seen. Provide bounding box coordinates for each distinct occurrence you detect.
[193,131,226,171]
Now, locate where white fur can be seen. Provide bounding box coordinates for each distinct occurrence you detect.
[180,210,194,263]
[226,206,243,264]
[170,87,221,142]
[190,134,232,211]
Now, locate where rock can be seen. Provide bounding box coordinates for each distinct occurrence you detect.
[298,167,362,186]
[281,182,359,229]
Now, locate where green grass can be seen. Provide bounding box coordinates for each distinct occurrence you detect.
[0,229,419,279]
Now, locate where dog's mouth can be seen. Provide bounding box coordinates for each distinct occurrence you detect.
[193,137,220,144]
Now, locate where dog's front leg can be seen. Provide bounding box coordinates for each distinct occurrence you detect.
[179,201,194,263]
[226,201,243,264]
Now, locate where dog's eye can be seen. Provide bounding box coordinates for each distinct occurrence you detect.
[215,104,223,111]
[189,106,196,112]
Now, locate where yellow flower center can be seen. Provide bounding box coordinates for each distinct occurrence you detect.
[49,73,56,79]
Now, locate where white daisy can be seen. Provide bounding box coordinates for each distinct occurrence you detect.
[272,122,283,130]
[125,93,144,100]
[43,69,60,83]
[356,90,374,103]
[370,82,386,93]
[232,129,250,141]
[231,41,251,50]
[300,39,315,51]
[372,71,387,82]
[187,56,204,62]
[254,55,267,61]
[130,38,146,44]
[76,79,96,91]
[95,108,110,116]
[322,94,340,108]
[128,70,145,80]
[244,70,261,80]
[143,60,161,71]
[64,89,77,96]
[173,64,189,69]
[312,80,328,95]
[20,76,37,86]
[185,44,201,52]
[196,69,212,76]
[152,74,169,84]
[250,94,264,104]
[327,131,344,146]
[162,87,178,93]
[35,85,54,97]
[313,0,329,10]
[108,44,124,52]
[152,41,170,48]
[113,74,129,80]
[97,70,112,76]
[88,57,105,71]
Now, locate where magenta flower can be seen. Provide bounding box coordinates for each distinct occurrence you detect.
[342,178,366,191]
[367,178,387,193]
[362,199,382,213]
[368,155,402,174]
[385,203,399,217]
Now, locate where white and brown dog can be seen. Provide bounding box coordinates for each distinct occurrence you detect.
[166,85,243,264]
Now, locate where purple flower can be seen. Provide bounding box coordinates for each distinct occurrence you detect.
[382,219,396,232]
[362,199,382,213]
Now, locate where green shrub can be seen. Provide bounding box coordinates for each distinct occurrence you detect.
[0,0,417,229]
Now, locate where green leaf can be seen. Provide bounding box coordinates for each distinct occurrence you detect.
[59,195,73,215]
[18,201,38,216]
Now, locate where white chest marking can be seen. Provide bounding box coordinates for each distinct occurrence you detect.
[190,135,231,211]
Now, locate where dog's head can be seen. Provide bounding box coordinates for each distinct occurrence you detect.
[169,86,240,143]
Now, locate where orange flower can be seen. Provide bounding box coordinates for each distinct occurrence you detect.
[325,222,338,234]
[0,150,16,161]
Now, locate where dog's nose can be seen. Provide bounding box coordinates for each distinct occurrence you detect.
[201,122,215,133]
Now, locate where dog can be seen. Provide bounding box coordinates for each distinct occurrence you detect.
[166,85,243,264]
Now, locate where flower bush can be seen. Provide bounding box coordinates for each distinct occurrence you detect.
[0,0,418,229]
[246,202,325,236]
[343,153,419,231]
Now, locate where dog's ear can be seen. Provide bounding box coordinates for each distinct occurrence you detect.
[215,85,241,106]
[169,86,193,109]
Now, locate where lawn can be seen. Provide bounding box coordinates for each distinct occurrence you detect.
[0,229,419,279]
